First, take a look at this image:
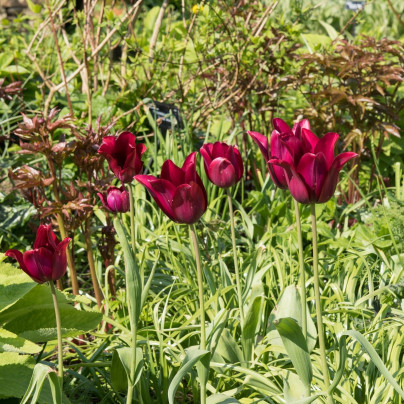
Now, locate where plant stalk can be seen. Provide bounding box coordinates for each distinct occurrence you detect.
[123,210,138,404]
[50,281,64,388]
[310,204,332,404]
[294,200,307,340]
[190,224,207,404]
[227,189,245,327]
[84,218,104,309]
[129,185,136,253]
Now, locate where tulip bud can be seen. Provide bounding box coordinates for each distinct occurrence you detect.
[5,225,71,283]
[200,142,243,188]
[97,186,130,213]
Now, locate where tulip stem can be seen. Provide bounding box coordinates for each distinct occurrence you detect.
[129,185,136,253]
[294,200,307,341]
[310,204,332,404]
[50,281,64,389]
[190,224,207,404]
[227,189,245,327]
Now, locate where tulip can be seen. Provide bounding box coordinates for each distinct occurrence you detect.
[98,132,146,183]
[200,142,243,188]
[135,152,207,224]
[248,118,311,188]
[5,225,71,283]
[269,131,357,204]
[97,185,130,213]
[249,118,357,203]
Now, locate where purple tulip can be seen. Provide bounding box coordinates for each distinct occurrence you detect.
[98,132,146,183]
[200,142,244,188]
[135,152,207,224]
[268,120,357,204]
[5,225,71,283]
[97,186,130,213]
[248,118,311,188]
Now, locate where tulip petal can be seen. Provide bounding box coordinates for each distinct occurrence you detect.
[248,131,269,161]
[135,175,177,221]
[279,135,303,163]
[297,153,328,200]
[225,146,244,181]
[200,145,213,176]
[301,128,319,153]
[161,159,184,186]
[182,151,198,182]
[5,249,28,273]
[98,136,116,156]
[211,142,228,159]
[273,118,292,134]
[292,119,311,138]
[172,182,206,224]
[97,192,113,212]
[23,248,53,283]
[318,152,357,203]
[208,157,237,188]
[182,152,207,202]
[270,159,311,204]
[289,175,311,204]
[53,238,71,281]
[314,132,339,169]
[33,225,49,249]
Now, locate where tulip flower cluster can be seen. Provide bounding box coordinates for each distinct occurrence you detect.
[249,118,357,204]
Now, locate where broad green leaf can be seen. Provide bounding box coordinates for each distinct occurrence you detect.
[268,285,317,352]
[168,347,210,404]
[275,318,312,388]
[0,353,61,403]
[342,330,404,400]
[0,328,41,354]
[206,394,240,404]
[0,285,101,342]
[284,371,319,403]
[111,347,143,392]
[215,328,243,364]
[21,363,61,404]
[113,218,142,329]
[0,263,36,313]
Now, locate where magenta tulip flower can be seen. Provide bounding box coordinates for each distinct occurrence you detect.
[200,142,244,188]
[248,118,311,188]
[249,118,357,203]
[135,152,207,224]
[5,225,71,283]
[97,185,130,213]
[98,132,146,183]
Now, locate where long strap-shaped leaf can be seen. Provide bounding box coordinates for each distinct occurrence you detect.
[21,363,62,404]
[168,347,210,404]
[331,330,404,400]
[275,317,313,389]
[113,217,142,329]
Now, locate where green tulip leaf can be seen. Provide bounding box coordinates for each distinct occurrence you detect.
[275,317,312,389]
[168,347,210,404]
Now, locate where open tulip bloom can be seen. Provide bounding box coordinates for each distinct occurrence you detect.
[200,142,244,188]
[135,152,207,224]
[6,224,71,283]
[249,118,357,203]
[98,131,146,183]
